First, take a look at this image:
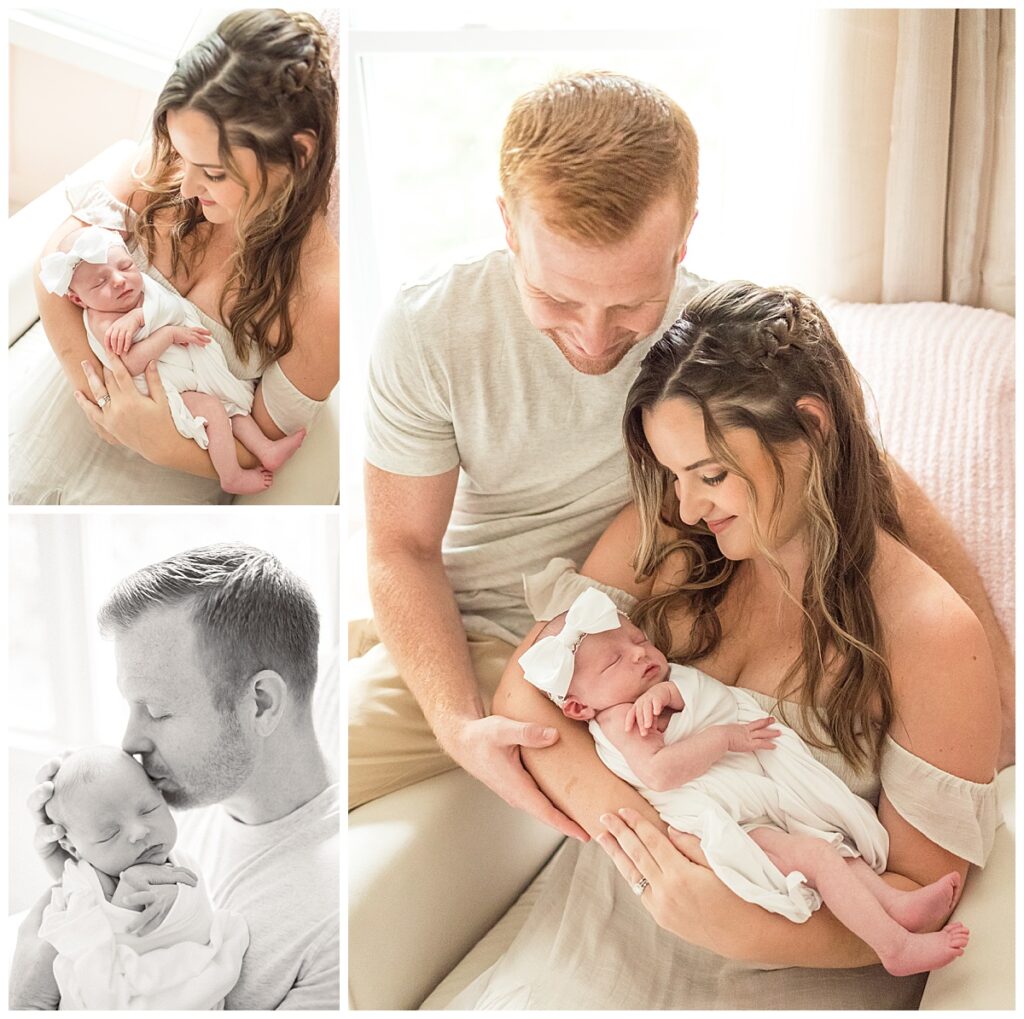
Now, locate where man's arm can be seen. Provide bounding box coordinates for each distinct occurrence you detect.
[891,460,1014,766]
[364,462,586,839]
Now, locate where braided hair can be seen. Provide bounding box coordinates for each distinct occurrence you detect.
[134,9,338,366]
[623,281,905,770]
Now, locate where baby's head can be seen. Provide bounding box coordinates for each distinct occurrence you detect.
[44,746,177,878]
[39,226,142,313]
[520,589,668,721]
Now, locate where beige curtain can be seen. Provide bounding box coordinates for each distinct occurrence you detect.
[814,9,1014,314]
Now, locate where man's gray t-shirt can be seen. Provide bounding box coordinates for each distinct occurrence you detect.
[365,249,707,644]
[176,784,339,1010]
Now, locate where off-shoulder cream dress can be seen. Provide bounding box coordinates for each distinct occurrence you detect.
[426,562,999,1010]
[9,181,325,505]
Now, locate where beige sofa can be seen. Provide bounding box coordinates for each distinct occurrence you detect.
[349,297,1015,1009]
[7,140,339,505]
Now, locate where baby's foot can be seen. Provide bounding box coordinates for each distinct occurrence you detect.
[887,872,961,932]
[879,922,969,977]
[221,467,274,495]
[259,429,307,471]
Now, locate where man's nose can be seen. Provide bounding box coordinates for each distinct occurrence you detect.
[572,310,620,356]
[121,714,154,756]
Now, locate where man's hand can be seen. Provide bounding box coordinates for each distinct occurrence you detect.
[9,888,60,1009]
[625,682,683,736]
[104,308,145,356]
[171,325,212,347]
[724,717,781,754]
[443,715,589,841]
[26,754,74,882]
[112,863,197,936]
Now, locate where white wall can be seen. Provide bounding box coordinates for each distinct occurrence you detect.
[9,45,157,212]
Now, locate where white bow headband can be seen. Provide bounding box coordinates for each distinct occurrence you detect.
[519,588,622,704]
[39,227,125,297]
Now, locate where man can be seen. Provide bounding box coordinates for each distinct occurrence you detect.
[13,544,339,1010]
[349,71,1013,832]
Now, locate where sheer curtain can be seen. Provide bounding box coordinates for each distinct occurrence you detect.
[811,9,1014,313]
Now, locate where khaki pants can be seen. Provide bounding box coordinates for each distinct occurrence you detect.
[347,618,516,809]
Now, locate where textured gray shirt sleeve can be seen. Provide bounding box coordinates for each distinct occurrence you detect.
[364,287,460,477]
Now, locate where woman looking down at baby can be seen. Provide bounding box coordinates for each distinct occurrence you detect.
[492,281,1000,1003]
[15,9,338,504]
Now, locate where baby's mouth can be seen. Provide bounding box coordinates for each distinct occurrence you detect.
[135,844,166,864]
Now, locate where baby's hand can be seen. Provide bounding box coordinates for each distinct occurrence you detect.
[725,716,781,754]
[625,681,682,737]
[172,325,212,347]
[112,863,197,932]
[104,309,144,356]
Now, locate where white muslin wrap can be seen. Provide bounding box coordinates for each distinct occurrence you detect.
[38,851,249,1010]
[85,276,255,450]
[590,664,890,923]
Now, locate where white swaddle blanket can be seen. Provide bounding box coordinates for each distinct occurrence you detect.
[590,664,890,923]
[38,851,249,1010]
[85,277,255,450]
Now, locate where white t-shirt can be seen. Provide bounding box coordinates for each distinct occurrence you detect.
[365,248,708,643]
[176,784,339,1010]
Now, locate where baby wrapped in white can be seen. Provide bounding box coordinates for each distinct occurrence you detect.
[590,662,889,922]
[83,274,255,451]
[39,850,249,1010]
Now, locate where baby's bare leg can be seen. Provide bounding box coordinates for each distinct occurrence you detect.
[749,827,968,976]
[843,856,962,932]
[180,392,272,495]
[229,414,307,471]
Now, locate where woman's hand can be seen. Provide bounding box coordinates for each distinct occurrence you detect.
[597,806,882,967]
[595,807,724,949]
[75,356,175,463]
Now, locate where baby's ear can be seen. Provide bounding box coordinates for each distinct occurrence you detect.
[563,698,595,722]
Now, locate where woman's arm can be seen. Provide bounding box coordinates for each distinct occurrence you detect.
[250,229,339,440]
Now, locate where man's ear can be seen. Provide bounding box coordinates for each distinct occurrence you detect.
[562,697,596,722]
[496,195,518,253]
[244,670,289,736]
[795,395,832,439]
[675,208,698,265]
[292,130,317,170]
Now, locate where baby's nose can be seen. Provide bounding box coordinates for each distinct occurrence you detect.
[127,825,149,843]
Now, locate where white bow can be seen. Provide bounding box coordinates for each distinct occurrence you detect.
[39,226,125,296]
[519,588,622,703]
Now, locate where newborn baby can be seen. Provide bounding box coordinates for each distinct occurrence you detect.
[39,225,306,494]
[38,746,249,1009]
[520,588,969,977]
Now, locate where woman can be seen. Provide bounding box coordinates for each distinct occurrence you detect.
[452,282,1000,1009]
[11,9,339,504]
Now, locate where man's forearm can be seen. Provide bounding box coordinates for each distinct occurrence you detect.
[368,548,483,742]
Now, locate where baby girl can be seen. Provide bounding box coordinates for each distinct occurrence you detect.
[39,225,306,494]
[520,588,970,977]
[38,746,248,1009]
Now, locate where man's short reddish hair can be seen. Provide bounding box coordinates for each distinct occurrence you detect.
[500,71,699,245]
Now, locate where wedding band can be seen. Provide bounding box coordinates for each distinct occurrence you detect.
[632,877,649,896]
[97,394,111,409]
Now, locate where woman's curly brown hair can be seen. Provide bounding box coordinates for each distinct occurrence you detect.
[623,281,906,771]
[133,9,338,367]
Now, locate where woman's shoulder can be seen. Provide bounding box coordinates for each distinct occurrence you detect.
[871,532,988,668]
[872,532,1000,778]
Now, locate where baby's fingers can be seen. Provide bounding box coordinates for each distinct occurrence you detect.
[123,890,155,910]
